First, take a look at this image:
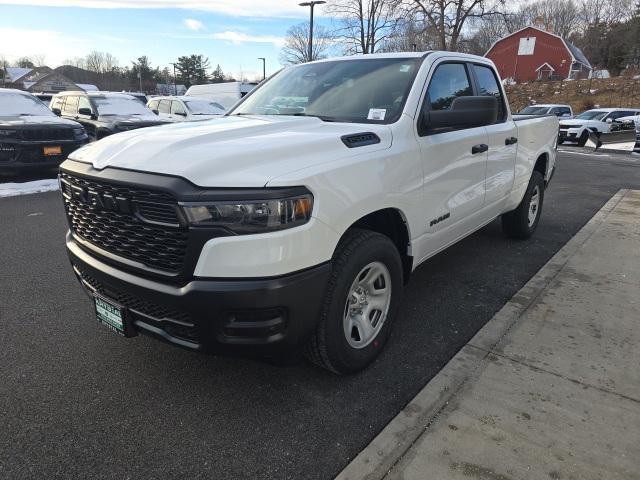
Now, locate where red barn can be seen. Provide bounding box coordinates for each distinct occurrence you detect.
[485,26,592,83]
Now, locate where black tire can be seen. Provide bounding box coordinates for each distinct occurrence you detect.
[305,229,403,374]
[502,171,545,239]
[577,131,589,146]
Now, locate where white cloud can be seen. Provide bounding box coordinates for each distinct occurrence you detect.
[184,18,204,31]
[0,0,310,17]
[0,27,86,66]
[211,31,285,47]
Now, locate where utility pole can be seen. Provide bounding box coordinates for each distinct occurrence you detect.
[132,61,143,93]
[170,62,178,95]
[258,57,266,81]
[299,1,326,62]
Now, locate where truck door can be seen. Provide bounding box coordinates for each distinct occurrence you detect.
[470,63,517,210]
[415,61,488,244]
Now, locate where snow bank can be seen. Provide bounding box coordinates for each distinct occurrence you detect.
[0,179,59,198]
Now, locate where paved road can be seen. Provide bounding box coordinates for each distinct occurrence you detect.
[1,150,639,480]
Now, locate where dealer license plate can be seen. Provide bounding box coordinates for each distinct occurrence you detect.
[94,295,128,336]
[43,146,62,156]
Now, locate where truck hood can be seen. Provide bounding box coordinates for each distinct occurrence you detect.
[0,114,80,128]
[69,115,393,187]
[98,114,170,125]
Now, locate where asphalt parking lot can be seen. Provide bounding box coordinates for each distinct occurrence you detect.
[1,148,640,480]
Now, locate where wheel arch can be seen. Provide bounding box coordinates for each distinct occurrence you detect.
[337,208,413,284]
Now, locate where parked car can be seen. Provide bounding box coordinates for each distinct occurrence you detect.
[50,91,170,140]
[518,104,573,118]
[185,81,257,109]
[559,108,640,146]
[60,52,558,374]
[148,96,225,122]
[614,114,640,152]
[0,89,88,173]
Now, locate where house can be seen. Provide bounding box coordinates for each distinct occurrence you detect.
[1,66,90,93]
[485,25,592,83]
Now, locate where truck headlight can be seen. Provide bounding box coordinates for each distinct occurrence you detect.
[181,193,313,234]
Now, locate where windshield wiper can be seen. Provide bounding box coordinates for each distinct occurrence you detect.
[288,113,344,122]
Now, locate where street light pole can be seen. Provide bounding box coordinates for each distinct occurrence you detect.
[299,1,326,62]
[258,57,266,81]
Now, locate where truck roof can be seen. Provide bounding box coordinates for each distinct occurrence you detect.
[308,51,491,64]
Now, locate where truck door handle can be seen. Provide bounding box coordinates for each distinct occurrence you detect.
[505,137,518,145]
[471,144,488,154]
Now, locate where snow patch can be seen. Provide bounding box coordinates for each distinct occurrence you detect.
[0,179,59,198]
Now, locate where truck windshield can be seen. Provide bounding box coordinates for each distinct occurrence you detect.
[575,110,608,121]
[519,106,550,114]
[230,58,422,124]
[94,97,152,116]
[1,94,54,116]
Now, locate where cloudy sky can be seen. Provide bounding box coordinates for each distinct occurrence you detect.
[0,0,332,79]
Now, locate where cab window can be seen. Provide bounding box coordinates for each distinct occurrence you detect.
[51,96,64,112]
[472,64,506,122]
[148,100,159,112]
[78,96,92,114]
[158,100,171,114]
[606,111,635,121]
[62,96,79,115]
[171,101,187,116]
[425,63,472,111]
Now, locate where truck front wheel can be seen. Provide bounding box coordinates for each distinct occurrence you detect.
[501,171,545,239]
[305,229,403,374]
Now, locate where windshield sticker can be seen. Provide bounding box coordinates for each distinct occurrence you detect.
[368,109,386,121]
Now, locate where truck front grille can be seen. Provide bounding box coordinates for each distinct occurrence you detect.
[22,128,75,141]
[61,172,188,274]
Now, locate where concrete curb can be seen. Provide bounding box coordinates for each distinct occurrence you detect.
[335,189,629,480]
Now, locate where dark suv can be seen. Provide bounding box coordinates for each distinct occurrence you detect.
[51,91,170,141]
[0,89,89,173]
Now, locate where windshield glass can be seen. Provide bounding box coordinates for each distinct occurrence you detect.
[184,100,226,115]
[231,58,423,123]
[93,96,152,116]
[519,106,549,115]
[575,110,608,121]
[0,93,54,116]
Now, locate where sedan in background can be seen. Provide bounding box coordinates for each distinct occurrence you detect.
[518,104,573,118]
[148,96,226,122]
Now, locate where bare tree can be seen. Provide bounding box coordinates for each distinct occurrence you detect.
[85,51,119,74]
[328,0,398,54]
[280,22,333,64]
[400,0,506,51]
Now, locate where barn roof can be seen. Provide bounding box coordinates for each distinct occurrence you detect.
[485,26,592,69]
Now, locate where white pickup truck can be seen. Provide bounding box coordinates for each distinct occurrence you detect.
[60,52,558,374]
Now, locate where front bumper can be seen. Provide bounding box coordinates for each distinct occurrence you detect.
[67,232,331,357]
[0,139,88,172]
[558,128,580,141]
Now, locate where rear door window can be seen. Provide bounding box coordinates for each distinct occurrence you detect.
[472,64,506,122]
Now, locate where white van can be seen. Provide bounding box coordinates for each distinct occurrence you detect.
[185,82,257,109]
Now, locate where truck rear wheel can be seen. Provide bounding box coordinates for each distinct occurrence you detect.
[305,229,403,374]
[501,171,545,239]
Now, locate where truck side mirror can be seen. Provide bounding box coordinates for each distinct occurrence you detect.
[78,107,94,118]
[606,118,613,123]
[422,96,498,133]
[52,107,61,116]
